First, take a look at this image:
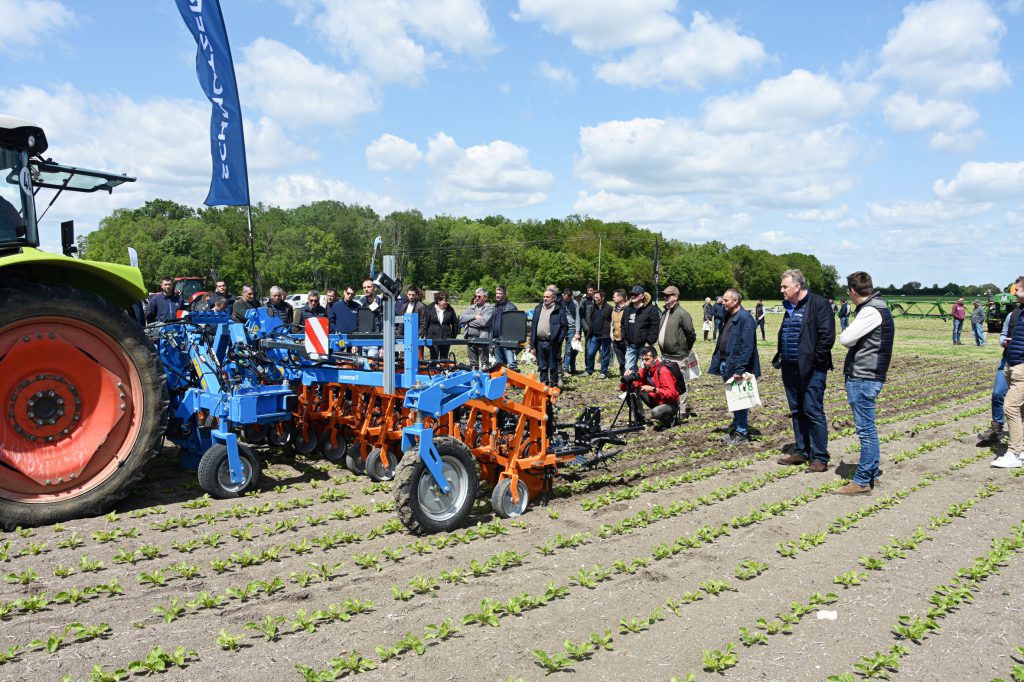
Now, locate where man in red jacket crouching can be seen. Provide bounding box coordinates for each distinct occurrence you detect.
[621,345,679,428]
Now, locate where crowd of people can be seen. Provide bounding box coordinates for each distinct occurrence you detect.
[146,266,1022,494]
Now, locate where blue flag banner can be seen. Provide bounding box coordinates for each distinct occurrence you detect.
[175,0,250,206]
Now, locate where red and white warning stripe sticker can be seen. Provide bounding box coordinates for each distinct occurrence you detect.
[305,317,330,357]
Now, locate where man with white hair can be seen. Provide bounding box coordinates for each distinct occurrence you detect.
[266,285,294,327]
[232,285,258,323]
[460,287,494,369]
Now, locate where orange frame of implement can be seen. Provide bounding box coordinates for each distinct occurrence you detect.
[464,369,563,505]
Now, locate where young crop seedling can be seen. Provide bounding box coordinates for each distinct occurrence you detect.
[153,597,187,624]
[739,626,769,647]
[532,649,572,675]
[137,569,168,587]
[703,643,739,673]
[245,615,289,642]
[833,571,866,588]
[5,568,40,585]
[734,560,769,581]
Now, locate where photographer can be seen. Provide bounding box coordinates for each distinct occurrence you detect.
[620,346,679,428]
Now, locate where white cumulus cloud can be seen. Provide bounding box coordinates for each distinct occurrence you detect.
[424,132,553,210]
[703,70,876,133]
[575,117,858,207]
[288,0,495,85]
[0,0,75,51]
[365,134,423,172]
[933,161,1024,203]
[882,92,978,133]
[788,205,849,221]
[237,38,378,128]
[513,0,680,51]
[877,0,1009,97]
[595,12,767,89]
[251,174,404,214]
[573,190,715,224]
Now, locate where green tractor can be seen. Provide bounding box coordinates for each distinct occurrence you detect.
[0,115,168,529]
[986,292,1018,334]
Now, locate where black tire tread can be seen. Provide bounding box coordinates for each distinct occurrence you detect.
[394,436,478,535]
[196,443,261,498]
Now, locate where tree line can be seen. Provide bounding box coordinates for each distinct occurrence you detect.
[81,198,843,301]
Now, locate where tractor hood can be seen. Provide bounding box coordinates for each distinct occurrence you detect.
[0,247,147,309]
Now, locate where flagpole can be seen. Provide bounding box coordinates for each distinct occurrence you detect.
[246,203,258,298]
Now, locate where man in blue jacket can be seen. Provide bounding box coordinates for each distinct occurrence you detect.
[529,287,568,388]
[710,289,760,444]
[146,277,181,323]
[774,269,836,473]
[491,285,519,370]
[328,286,361,334]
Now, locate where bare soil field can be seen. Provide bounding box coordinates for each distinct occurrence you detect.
[1,317,1021,682]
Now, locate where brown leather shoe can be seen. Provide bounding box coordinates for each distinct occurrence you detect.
[834,482,870,495]
[777,454,809,466]
[808,460,829,473]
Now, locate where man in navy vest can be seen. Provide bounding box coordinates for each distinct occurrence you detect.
[836,271,895,494]
[774,269,836,473]
[993,278,1024,469]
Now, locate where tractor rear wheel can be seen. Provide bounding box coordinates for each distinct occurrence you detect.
[394,436,478,534]
[0,284,167,529]
[197,443,261,498]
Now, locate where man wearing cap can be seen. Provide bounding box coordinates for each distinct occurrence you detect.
[774,269,836,473]
[623,285,660,373]
[658,285,696,416]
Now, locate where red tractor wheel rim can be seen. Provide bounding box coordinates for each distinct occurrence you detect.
[0,317,145,502]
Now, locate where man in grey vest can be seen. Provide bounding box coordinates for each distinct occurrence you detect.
[836,271,895,494]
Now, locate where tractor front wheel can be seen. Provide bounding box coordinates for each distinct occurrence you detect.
[394,437,478,534]
[0,284,167,529]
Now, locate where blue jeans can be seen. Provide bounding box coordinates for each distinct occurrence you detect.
[494,346,518,370]
[535,340,561,386]
[585,337,611,375]
[781,365,829,462]
[720,362,748,435]
[563,336,578,373]
[625,344,641,373]
[713,318,723,339]
[839,316,849,331]
[994,358,1008,424]
[973,322,985,346]
[846,378,884,486]
[952,318,963,343]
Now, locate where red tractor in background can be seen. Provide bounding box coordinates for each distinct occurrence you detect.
[173,276,211,311]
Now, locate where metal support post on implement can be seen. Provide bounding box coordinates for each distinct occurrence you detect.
[381,255,397,395]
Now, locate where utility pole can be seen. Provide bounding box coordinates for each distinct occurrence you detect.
[597,236,602,290]
[653,236,660,305]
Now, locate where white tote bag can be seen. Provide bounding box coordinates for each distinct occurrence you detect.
[725,373,762,412]
[683,351,701,381]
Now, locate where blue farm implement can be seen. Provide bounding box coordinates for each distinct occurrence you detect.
[149,287,642,534]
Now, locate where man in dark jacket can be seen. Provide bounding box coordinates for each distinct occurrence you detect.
[711,296,726,340]
[491,285,520,370]
[774,269,836,472]
[624,285,659,373]
[299,290,327,324]
[232,285,259,323]
[584,289,613,377]
[529,287,568,387]
[710,289,760,444]
[214,280,234,307]
[266,286,294,328]
[426,291,459,361]
[146,276,181,323]
[397,286,429,341]
[328,286,360,334]
[578,283,596,344]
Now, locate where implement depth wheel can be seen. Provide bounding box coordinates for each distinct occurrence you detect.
[346,449,366,475]
[267,422,291,447]
[0,284,168,530]
[394,436,478,534]
[491,478,529,518]
[197,443,261,498]
[291,427,318,454]
[319,431,347,463]
[366,447,397,482]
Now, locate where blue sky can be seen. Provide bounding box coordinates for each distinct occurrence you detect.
[3,0,1024,289]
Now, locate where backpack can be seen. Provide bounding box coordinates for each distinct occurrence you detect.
[659,359,687,396]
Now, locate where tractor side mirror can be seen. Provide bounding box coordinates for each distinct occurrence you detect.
[61,220,77,257]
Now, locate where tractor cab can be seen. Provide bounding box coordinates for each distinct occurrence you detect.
[1,115,134,254]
